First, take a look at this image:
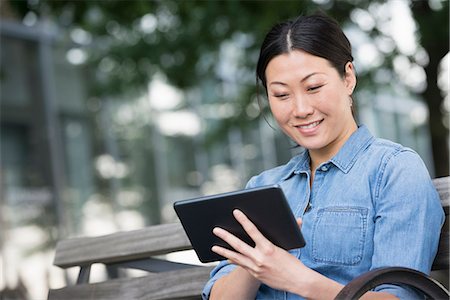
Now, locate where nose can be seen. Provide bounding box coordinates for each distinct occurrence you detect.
[292,94,314,118]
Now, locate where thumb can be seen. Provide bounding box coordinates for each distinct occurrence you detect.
[296,217,303,229]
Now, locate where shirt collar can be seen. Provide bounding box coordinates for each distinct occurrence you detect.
[279,150,310,181]
[330,125,374,173]
[282,125,374,179]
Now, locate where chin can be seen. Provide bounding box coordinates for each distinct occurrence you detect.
[296,138,328,151]
[302,144,327,151]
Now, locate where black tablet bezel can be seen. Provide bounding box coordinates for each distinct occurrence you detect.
[173,185,306,263]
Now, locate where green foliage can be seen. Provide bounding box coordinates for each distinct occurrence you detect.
[8,0,449,175]
[11,1,317,93]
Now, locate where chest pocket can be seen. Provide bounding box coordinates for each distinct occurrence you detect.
[312,206,368,265]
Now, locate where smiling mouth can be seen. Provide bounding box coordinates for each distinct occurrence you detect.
[297,120,323,129]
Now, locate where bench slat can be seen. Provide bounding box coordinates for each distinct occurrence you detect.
[48,266,213,300]
[54,223,192,268]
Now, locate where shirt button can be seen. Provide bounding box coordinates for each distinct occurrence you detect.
[321,165,328,172]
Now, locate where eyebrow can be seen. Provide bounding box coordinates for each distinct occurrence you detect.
[268,72,323,87]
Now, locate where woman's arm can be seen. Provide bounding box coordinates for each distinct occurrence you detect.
[210,266,260,299]
[368,150,444,298]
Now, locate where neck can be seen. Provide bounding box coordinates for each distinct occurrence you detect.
[309,123,357,172]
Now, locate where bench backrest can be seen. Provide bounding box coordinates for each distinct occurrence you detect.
[49,221,213,299]
[48,177,449,299]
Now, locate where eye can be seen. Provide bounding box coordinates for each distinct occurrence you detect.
[307,85,324,92]
[273,93,289,100]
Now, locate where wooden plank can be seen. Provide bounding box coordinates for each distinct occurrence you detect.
[48,266,213,300]
[108,258,201,273]
[54,223,192,268]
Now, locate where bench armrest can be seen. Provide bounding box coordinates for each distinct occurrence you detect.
[334,267,449,300]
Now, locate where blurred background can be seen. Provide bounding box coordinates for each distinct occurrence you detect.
[0,0,448,299]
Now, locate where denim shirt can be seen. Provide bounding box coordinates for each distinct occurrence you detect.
[202,125,444,300]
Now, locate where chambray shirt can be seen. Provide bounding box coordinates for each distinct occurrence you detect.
[202,125,444,300]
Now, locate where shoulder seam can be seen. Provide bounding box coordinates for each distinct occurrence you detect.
[374,147,414,201]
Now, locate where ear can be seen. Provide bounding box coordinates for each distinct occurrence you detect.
[344,62,356,95]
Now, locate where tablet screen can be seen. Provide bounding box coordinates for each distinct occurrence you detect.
[173,185,306,263]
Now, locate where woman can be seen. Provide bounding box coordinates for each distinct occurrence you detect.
[202,13,444,300]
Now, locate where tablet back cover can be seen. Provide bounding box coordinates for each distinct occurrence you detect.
[174,185,305,263]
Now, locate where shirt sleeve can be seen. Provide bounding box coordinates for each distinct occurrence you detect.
[371,149,444,299]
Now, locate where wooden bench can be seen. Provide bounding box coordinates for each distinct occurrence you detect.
[48,177,449,300]
[48,223,214,299]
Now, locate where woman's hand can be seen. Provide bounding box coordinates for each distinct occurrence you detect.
[211,210,397,300]
[211,209,311,295]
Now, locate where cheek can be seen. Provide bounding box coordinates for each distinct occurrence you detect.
[317,88,348,113]
[269,100,290,123]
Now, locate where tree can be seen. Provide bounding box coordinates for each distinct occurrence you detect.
[8,0,449,176]
[411,0,449,177]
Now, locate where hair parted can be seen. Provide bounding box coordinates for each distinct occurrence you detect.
[256,12,354,89]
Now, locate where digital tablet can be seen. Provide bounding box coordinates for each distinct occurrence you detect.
[173,185,306,263]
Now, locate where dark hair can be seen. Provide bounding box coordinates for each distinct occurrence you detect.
[256,13,354,89]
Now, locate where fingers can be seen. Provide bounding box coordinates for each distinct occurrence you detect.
[212,227,259,267]
[232,209,268,246]
[296,217,303,229]
[211,245,253,266]
[213,227,255,257]
[212,209,276,266]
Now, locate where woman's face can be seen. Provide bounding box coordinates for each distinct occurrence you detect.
[265,50,357,160]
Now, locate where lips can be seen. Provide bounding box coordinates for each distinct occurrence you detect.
[297,120,323,129]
